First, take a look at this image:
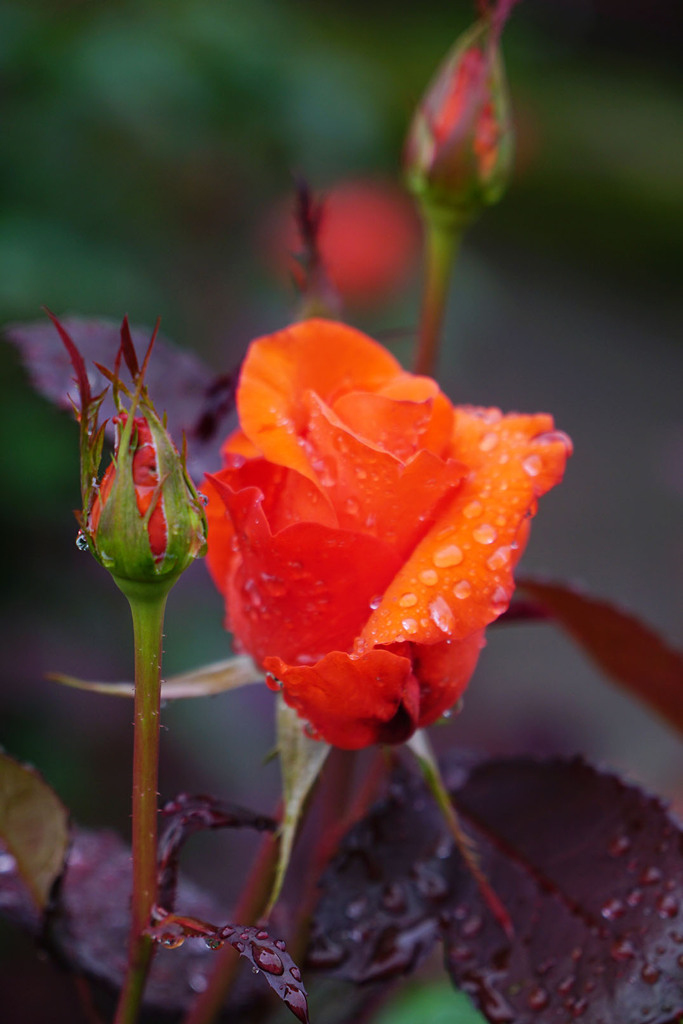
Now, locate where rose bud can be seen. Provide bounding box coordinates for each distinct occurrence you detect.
[204,319,571,750]
[51,312,207,595]
[88,406,207,589]
[404,1,515,224]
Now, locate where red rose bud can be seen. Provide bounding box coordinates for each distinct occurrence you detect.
[87,405,206,588]
[404,1,515,224]
[50,312,207,593]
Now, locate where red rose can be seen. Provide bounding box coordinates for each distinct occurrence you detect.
[205,319,571,749]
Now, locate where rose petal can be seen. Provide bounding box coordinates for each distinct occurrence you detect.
[305,393,466,551]
[264,649,420,750]
[332,386,454,462]
[412,629,486,726]
[358,409,571,649]
[237,319,402,481]
[209,475,403,668]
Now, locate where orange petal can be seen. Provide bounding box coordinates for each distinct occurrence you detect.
[305,393,465,553]
[358,409,572,649]
[202,474,237,596]
[237,319,402,481]
[333,383,454,462]
[264,649,420,750]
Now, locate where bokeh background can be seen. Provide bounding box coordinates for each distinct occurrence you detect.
[1,0,682,1019]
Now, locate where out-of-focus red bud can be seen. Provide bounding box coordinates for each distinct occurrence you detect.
[404,3,515,224]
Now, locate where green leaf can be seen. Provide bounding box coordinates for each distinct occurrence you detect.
[46,655,261,699]
[0,750,69,911]
[375,981,486,1024]
[267,695,331,914]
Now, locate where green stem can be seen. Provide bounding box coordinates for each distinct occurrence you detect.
[413,211,463,378]
[114,580,171,1024]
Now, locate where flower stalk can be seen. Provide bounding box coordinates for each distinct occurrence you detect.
[413,208,464,377]
[114,580,172,1024]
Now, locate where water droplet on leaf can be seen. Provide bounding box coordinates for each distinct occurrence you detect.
[252,944,285,976]
[75,531,89,551]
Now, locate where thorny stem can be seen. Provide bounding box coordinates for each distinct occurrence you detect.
[413,210,463,378]
[114,581,171,1024]
[181,823,280,1024]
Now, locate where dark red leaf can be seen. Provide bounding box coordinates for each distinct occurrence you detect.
[4,316,238,478]
[158,793,276,910]
[308,756,683,1024]
[517,578,683,735]
[118,316,140,378]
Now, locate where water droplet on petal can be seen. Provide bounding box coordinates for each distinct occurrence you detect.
[399,592,418,608]
[401,618,418,634]
[486,547,510,571]
[419,569,438,586]
[253,945,285,975]
[522,454,542,477]
[429,596,455,634]
[433,544,464,568]
[75,531,89,551]
[473,524,497,545]
[479,432,499,452]
[463,500,483,519]
[532,429,574,455]
[453,580,472,600]
[369,594,382,610]
[490,586,508,613]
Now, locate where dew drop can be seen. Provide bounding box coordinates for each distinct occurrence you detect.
[528,986,549,1011]
[533,429,573,455]
[429,596,455,634]
[419,569,438,586]
[454,580,472,600]
[433,543,464,568]
[304,722,321,740]
[369,594,382,610]
[463,500,483,519]
[284,985,309,1022]
[253,944,285,976]
[490,586,508,613]
[189,971,208,993]
[557,976,575,995]
[572,997,588,1018]
[626,887,643,907]
[256,930,269,940]
[75,531,89,551]
[479,432,499,452]
[197,491,209,506]
[608,835,631,857]
[486,547,510,571]
[290,965,302,982]
[204,936,224,950]
[160,933,185,949]
[355,466,367,480]
[610,938,635,961]
[600,897,625,921]
[275,939,287,951]
[656,893,679,918]
[346,896,368,920]
[462,914,482,937]
[401,618,418,634]
[382,883,407,913]
[399,592,418,608]
[640,866,663,885]
[522,454,542,477]
[473,524,497,545]
[641,963,661,985]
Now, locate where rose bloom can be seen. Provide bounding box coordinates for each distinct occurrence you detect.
[205,319,571,749]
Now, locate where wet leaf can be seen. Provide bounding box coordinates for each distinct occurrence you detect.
[158,793,276,910]
[47,655,262,700]
[517,577,683,734]
[269,696,331,914]
[308,756,683,1024]
[0,751,69,917]
[4,316,237,478]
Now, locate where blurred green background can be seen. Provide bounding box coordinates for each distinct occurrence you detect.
[1,0,682,1020]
